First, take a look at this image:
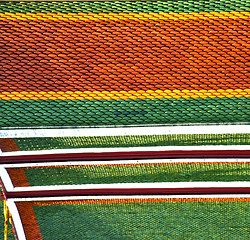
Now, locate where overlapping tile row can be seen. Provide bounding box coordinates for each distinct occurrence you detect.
[6,162,250,187]
[0,1,249,126]
[0,133,249,152]
[14,197,250,239]
[0,1,248,13]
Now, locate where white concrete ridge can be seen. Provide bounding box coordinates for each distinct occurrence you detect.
[9,194,250,202]
[0,124,249,138]
[1,145,250,157]
[2,158,249,168]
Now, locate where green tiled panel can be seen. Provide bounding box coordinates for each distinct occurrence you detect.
[20,162,250,187]
[1,1,249,13]
[13,133,250,151]
[33,200,250,240]
[1,98,249,127]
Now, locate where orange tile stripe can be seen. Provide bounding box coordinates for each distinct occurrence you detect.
[7,168,30,188]
[31,197,250,207]
[0,138,19,152]
[16,202,43,240]
[1,16,249,93]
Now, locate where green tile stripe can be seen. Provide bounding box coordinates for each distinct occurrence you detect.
[22,162,250,186]
[1,97,249,127]
[33,200,250,240]
[0,1,249,13]
[13,133,250,151]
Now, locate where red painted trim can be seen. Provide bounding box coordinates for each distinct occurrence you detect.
[0,178,7,200]
[10,218,19,240]
[4,187,250,198]
[1,150,250,163]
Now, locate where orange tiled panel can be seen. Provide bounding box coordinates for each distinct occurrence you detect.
[0,1,249,126]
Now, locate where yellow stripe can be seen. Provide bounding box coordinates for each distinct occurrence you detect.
[0,11,249,22]
[1,89,249,101]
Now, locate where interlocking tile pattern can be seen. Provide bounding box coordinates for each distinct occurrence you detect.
[0,1,249,126]
[15,197,250,240]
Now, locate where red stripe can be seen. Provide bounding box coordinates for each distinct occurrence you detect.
[5,187,250,198]
[1,150,249,163]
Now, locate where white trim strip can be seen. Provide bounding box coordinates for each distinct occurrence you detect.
[9,194,250,202]
[10,182,250,192]
[6,200,26,240]
[0,167,14,192]
[2,158,249,168]
[1,145,250,156]
[0,124,249,138]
